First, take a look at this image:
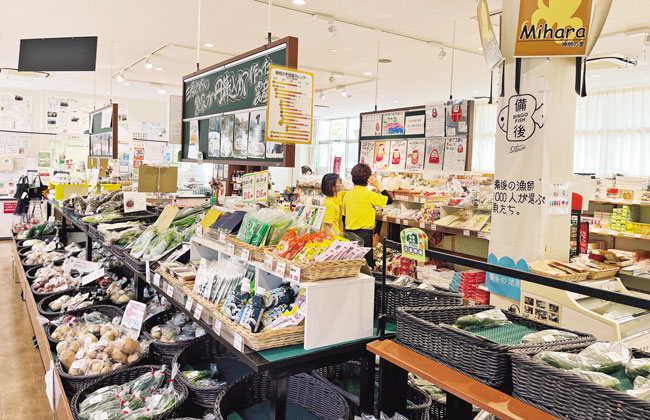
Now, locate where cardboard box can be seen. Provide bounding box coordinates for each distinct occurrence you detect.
[137,165,178,193]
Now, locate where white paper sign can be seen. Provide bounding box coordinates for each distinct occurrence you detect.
[424,138,445,172]
[101,108,112,128]
[213,318,222,335]
[120,300,147,339]
[166,284,174,297]
[264,254,274,271]
[381,111,405,136]
[227,242,235,256]
[66,257,101,275]
[185,297,194,311]
[388,139,407,171]
[404,115,425,136]
[81,268,105,285]
[359,141,376,167]
[442,137,467,173]
[123,191,147,213]
[254,171,269,202]
[241,248,250,262]
[406,139,426,172]
[374,141,389,170]
[153,273,161,287]
[425,104,446,137]
[241,173,255,203]
[193,304,203,319]
[361,114,382,137]
[275,261,286,277]
[289,265,301,282]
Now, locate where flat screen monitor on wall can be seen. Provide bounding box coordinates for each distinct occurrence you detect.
[18,36,98,71]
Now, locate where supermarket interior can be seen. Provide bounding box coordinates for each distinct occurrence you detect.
[2,0,650,419]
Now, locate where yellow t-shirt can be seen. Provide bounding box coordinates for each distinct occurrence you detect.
[342,185,388,230]
[323,191,347,234]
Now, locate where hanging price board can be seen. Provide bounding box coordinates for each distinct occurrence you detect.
[254,171,269,202]
[400,227,428,262]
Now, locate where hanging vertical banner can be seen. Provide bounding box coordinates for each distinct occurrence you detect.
[514,0,592,57]
[266,65,314,144]
[187,120,199,159]
[477,0,505,71]
[406,139,425,172]
[359,141,376,168]
[487,76,549,301]
[332,156,342,174]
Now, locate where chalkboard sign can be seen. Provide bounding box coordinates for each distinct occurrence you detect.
[89,103,118,159]
[181,37,298,167]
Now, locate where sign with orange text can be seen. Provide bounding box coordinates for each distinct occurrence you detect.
[514,0,592,57]
[266,65,313,144]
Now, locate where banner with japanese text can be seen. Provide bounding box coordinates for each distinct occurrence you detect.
[486,76,549,300]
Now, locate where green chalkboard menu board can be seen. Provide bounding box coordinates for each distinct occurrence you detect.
[181,37,298,167]
[89,103,118,159]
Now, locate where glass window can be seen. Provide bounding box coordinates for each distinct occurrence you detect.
[331,142,346,174]
[317,143,330,171]
[346,142,359,176]
[329,119,347,141]
[317,120,330,142]
[348,117,360,140]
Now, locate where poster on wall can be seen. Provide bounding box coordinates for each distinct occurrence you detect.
[442,137,467,173]
[424,138,445,171]
[486,76,549,301]
[220,115,234,158]
[388,139,407,171]
[266,141,284,159]
[248,110,266,159]
[374,141,389,170]
[359,141,376,167]
[233,112,249,159]
[0,93,32,131]
[134,147,144,160]
[45,96,93,138]
[361,113,382,137]
[406,139,425,172]
[381,112,405,136]
[446,100,468,136]
[187,120,199,159]
[404,114,425,136]
[38,152,50,167]
[207,116,221,158]
[425,103,446,137]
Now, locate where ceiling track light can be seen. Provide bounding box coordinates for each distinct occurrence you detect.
[328,21,338,37]
[144,58,153,70]
[318,90,325,100]
[329,74,336,83]
[116,73,124,83]
[157,86,165,94]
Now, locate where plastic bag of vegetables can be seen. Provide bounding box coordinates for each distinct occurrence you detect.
[520,329,579,345]
[571,369,620,389]
[130,225,158,258]
[82,209,121,225]
[626,358,650,379]
[533,351,595,371]
[579,341,631,373]
[455,308,509,330]
[143,228,183,261]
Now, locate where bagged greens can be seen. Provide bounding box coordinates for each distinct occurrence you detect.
[129,225,158,258]
[579,341,631,373]
[571,369,620,389]
[534,351,593,371]
[143,228,183,261]
[626,358,650,379]
[82,209,121,225]
[455,308,509,329]
[521,329,579,345]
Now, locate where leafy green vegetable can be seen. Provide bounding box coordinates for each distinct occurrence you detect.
[534,351,591,370]
[455,308,509,329]
[626,358,650,379]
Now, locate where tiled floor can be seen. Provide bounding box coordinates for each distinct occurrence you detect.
[2,241,53,419]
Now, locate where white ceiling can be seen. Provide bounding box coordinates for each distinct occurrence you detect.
[0,0,649,119]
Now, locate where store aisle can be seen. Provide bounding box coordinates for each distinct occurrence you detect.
[1,241,52,419]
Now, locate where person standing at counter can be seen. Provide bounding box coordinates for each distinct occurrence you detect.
[342,163,393,268]
[321,173,346,235]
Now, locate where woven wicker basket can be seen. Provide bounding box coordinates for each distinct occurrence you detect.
[313,361,432,420]
[583,261,620,280]
[69,364,188,420]
[46,304,124,347]
[173,335,252,408]
[373,280,463,323]
[213,304,304,351]
[528,262,590,282]
[225,235,275,262]
[37,286,108,320]
[264,250,364,282]
[214,373,349,420]
[512,346,650,420]
[396,305,596,389]
[142,309,202,364]
[16,235,58,249]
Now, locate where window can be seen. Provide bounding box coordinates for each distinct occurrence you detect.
[313,117,360,176]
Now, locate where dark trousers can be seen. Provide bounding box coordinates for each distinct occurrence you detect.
[347,228,375,268]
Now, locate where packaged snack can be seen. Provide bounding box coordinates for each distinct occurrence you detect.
[261,304,289,328]
[262,285,294,308]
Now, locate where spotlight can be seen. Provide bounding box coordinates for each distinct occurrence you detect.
[292,0,305,4]
[116,73,124,83]
[319,91,325,100]
[341,89,347,97]
[158,87,165,94]
[144,59,153,70]
[329,74,336,83]
[328,21,338,37]
[438,47,447,60]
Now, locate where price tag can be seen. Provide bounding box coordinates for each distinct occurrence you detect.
[227,242,235,256]
[219,232,226,242]
[431,224,437,231]
[152,273,161,287]
[289,265,301,282]
[275,261,286,277]
[419,222,426,229]
[166,284,174,297]
[196,225,203,236]
[160,296,167,306]
[213,318,221,336]
[145,261,151,284]
[478,232,489,240]
[264,254,274,270]
[241,248,250,262]
[395,218,401,225]
[233,333,244,352]
[81,268,105,286]
[463,230,470,236]
[193,304,203,319]
[420,197,426,203]
[185,297,194,311]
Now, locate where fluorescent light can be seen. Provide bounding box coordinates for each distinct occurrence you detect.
[292,0,305,4]
[328,49,337,53]
[204,42,214,47]
[393,100,399,103]
[155,67,163,71]
[144,59,152,70]
[364,71,373,76]
[158,87,165,94]
[592,74,601,78]
[124,82,131,86]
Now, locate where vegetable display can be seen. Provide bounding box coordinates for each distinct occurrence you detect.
[455,308,509,330]
[149,312,203,343]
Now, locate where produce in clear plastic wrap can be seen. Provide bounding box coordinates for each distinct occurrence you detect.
[455,308,509,329]
[533,351,595,371]
[579,341,631,373]
[626,358,650,379]
[571,369,620,389]
[143,227,183,261]
[520,329,579,344]
[129,225,158,258]
[81,209,121,224]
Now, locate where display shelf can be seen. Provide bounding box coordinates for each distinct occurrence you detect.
[368,339,558,420]
[591,199,650,207]
[377,215,490,240]
[589,227,650,242]
[12,238,75,420]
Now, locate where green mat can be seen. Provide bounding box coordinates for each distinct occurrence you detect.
[464,323,537,345]
[606,368,635,392]
[226,401,319,420]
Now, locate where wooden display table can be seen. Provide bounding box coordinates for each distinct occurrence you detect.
[367,340,558,420]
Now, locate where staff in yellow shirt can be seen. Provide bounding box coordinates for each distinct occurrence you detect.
[321,173,347,234]
[342,163,393,268]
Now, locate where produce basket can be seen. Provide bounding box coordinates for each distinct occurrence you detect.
[37,286,108,320]
[583,260,621,280]
[173,335,252,408]
[69,364,188,420]
[313,361,432,420]
[396,305,596,389]
[142,310,203,364]
[264,250,364,282]
[225,235,275,262]
[16,235,58,249]
[511,346,650,420]
[18,241,65,258]
[31,276,81,302]
[373,280,463,323]
[123,252,148,274]
[214,373,349,420]
[45,304,124,347]
[528,261,590,282]
[214,304,304,351]
[25,265,42,283]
